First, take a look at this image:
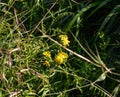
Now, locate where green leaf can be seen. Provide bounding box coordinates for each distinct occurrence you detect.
[65,2,98,32]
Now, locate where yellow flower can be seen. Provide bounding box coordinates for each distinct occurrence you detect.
[58,52,68,59]
[59,35,70,47]
[43,51,51,59]
[55,52,68,64]
[55,56,64,64]
[44,60,50,67]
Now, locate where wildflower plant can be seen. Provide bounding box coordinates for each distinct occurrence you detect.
[0,0,120,97]
[44,60,50,67]
[59,35,70,47]
[43,51,51,59]
[42,51,52,67]
[55,52,68,64]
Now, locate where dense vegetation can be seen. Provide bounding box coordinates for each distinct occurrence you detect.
[0,0,120,97]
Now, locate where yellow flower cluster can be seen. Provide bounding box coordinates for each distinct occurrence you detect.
[43,51,51,59]
[43,51,51,67]
[44,60,50,67]
[59,35,70,47]
[42,35,70,66]
[55,52,68,64]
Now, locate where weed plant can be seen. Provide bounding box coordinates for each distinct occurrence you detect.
[0,0,120,97]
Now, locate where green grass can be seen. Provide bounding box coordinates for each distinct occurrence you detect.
[0,0,120,97]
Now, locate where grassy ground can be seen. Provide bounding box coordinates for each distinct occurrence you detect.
[0,0,120,97]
